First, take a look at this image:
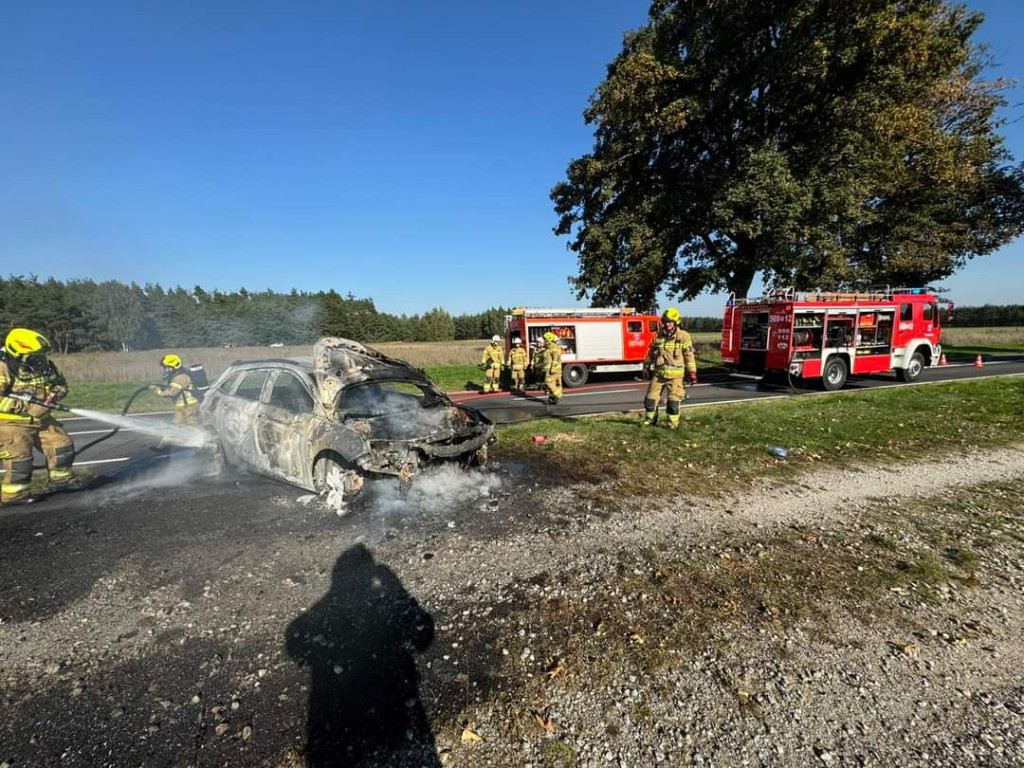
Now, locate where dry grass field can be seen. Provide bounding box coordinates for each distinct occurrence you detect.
[52,340,489,382]
[940,326,1024,348]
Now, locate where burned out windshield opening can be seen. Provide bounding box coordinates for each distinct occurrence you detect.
[337,380,444,418]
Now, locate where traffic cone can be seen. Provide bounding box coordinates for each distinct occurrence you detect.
[974,354,984,368]
[939,352,948,366]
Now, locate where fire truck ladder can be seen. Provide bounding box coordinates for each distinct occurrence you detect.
[510,307,644,318]
[728,286,938,306]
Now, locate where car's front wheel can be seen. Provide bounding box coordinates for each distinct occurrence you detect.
[313,453,364,505]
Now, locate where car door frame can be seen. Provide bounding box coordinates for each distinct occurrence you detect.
[255,368,320,488]
[211,366,271,469]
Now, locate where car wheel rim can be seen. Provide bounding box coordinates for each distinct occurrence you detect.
[910,360,921,376]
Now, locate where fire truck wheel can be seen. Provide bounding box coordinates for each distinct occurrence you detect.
[822,356,848,391]
[896,351,925,383]
[563,364,589,388]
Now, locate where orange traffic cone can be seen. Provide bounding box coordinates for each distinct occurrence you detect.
[974,354,984,368]
[939,353,948,366]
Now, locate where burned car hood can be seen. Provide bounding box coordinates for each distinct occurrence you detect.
[313,337,439,408]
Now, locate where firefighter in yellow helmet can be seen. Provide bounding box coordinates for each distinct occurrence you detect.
[506,336,528,394]
[641,308,697,429]
[531,337,547,388]
[542,332,563,405]
[0,328,77,505]
[150,354,199,425]
[480,336,504,394]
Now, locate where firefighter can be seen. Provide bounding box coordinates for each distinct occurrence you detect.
[542,332,563,405]
[480,336,504,394]
[0,328,77,505]
[506,336,528,394]
[150,354,199,425]
[531,337,547,388]
[641,308,697,429]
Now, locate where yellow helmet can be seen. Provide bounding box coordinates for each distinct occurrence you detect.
[161,354,182,369]
[543,332,557,343]
[662,307,682,324]
[5,328,51,358]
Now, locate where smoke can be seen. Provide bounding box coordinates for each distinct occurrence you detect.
[85,450,220,505]
[70,409,214,449]
[364,465,501,516]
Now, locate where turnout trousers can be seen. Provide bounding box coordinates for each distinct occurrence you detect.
[174,404,200,426]
[0,420,75,497]
[643,376,686,428]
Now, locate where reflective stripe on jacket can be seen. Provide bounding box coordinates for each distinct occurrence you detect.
[644,329,696,378]
[0,356,68,422]
[507,348,528,371]
[544,342,563,373]
[154,372,199,408]
[481,345,504,368]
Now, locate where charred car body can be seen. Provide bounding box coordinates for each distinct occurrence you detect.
[200,338,494,495]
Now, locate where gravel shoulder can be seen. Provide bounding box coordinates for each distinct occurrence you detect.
[2,445,1023,767]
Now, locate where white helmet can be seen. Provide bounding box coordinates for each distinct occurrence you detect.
[491,335,501,343]
[513,337,522,345]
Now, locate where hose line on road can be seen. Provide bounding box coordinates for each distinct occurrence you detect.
[32,384,155,470]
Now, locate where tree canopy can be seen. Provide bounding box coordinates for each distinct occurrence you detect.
[0,275,510,352]
[552,0,1024,303]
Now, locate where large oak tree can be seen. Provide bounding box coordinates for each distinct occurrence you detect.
[552,0,1024,303]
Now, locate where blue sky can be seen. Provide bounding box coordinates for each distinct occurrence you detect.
[1,0,1021,317]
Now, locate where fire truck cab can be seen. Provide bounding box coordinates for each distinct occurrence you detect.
[504,307,661,388]
[721,287,945,390]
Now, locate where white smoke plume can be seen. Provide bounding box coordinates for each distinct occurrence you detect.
[364,465,501,516]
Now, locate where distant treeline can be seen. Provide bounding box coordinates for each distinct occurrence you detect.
[950,304,1024,328]
[0,276,509,352]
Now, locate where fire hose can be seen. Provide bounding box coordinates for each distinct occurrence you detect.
[20,384,156,470]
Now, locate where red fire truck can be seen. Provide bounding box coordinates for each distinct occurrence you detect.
[504,307,661,387]
[721,287,946,390]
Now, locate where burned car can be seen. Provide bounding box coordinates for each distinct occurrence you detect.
[200,338,494,496]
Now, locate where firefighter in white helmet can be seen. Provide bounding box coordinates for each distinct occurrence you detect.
[480,335,504,393]
[506,336,528,394]
[641,308,697,429]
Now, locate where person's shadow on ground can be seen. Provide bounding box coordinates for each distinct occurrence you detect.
[285,544,439,767]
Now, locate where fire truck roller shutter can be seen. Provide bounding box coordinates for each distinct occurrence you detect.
[574,321,623,361]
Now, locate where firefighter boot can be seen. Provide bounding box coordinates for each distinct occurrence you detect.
[48,468,81,492]
[1,483,33,506]
[641,399,658,426]
[666,398,682,429]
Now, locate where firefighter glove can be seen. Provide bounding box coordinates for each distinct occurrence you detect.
[686,372,697,386]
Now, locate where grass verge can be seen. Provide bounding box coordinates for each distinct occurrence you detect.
[61,381,169,415]
[493,375,1024,499]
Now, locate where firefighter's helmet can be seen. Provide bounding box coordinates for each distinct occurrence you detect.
[662,307,682,324]
[513,337,522,345]
[5,328,51,359]
[491,335,501,343]
[161,354,182,370]
[544,332,558,343]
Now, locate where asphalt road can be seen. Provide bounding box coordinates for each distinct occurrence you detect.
[452,354,1024,423]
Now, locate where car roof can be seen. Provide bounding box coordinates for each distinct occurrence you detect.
[225,357,314,371]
